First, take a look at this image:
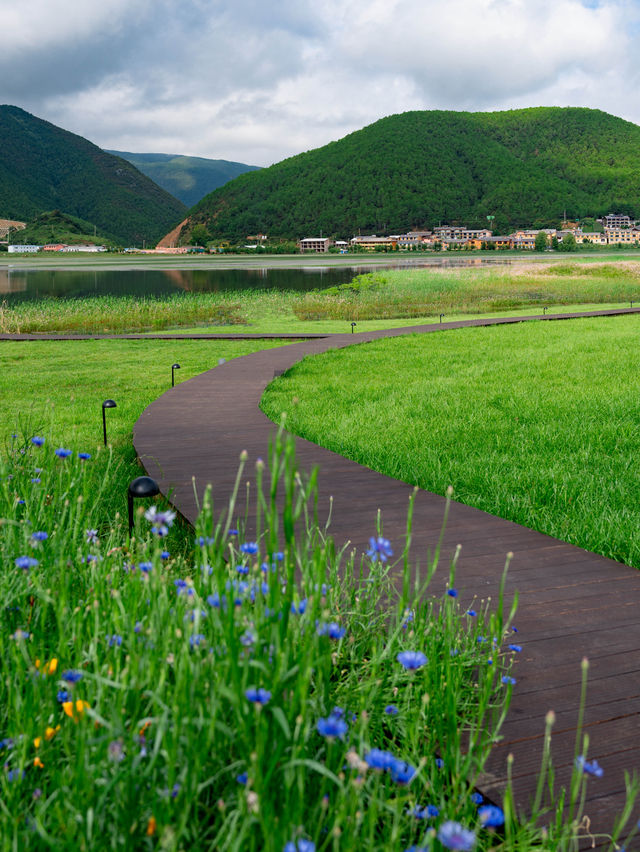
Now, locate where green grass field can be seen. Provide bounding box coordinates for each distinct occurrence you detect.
[261,314,640,569]
[1,338,292,550]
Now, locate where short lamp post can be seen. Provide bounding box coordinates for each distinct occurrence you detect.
[128,476,160,534]
[439,314,444,323]
[350,322,357,334]
[171,363,181,387]
[102,399,117,446]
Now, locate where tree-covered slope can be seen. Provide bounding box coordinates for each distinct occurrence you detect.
[0,106,186,245]
[9,210,114,246]
[108,151,260,207]
[184,107,640,241]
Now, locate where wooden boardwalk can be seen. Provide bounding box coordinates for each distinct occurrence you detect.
[133,308,640,845]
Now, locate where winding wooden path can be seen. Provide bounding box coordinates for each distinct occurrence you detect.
[133,307,640,846]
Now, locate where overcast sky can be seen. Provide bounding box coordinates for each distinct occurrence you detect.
[2,0,639,167]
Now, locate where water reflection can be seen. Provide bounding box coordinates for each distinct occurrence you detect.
[0,258,511,303]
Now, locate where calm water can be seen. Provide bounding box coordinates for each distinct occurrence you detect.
[0,259,509,303]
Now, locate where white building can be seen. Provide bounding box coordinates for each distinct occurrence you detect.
[8,244,40,253]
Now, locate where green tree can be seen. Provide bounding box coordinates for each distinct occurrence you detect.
[190,224,210,246]
[534,231,548,251]
[560,233,577,252]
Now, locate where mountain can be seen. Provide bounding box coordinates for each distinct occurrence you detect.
[107,151,260,207]
[10,210,114,246]
[180,107,640,242]
[0,106,186,245]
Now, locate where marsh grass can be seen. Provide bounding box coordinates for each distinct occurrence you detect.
[261,314,640,570]
[1,429,635,851]
[3,260,640,335]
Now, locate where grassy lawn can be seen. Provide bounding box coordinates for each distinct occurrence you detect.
[1,338,293,551]
[261,314,640,569]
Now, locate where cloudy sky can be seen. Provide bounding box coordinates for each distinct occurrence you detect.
[2,0,639,166]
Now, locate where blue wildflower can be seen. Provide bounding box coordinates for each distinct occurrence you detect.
[240,542,258,555]
[470,792,483,805]
[466,609,477,616]
[397,650,427,670]
[410,804,439,819]
[189,634,206,648]
[236,564,250,575]
[56,690,70,703]
[575,755,603,777]
[6,768,25,782]
[61,670,83,683]
[508,644,522,652]
[239,629,256,647]
[366,535,393,563]
[134,622,142,634]
[78,452,91,460]
[284,840,315,852]
[30,531,48,543]
[291,599,307,615]
[236,772,248,785]
[107,635,123,647]
[228,529,238,536]
[384,704,399,716]
[365,749,396,771]
[245,687,271,705]
[55,448,72,458]
[316,716,348,739]
[447,588,458,597]
[389,757,416,785]
[435,758,444,769]
[86,529,99,544]
[139,562,153,573]
[31,436,45,446]
[145,506,176,537]
[501,675,516,685]
[31,477,41,484]
[15,556,39,570]
[316,621,346,639]
[161,550,170,560]
[478,805,505,827]
[438,821,476,851]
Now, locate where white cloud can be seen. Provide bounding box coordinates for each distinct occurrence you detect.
[3,0,640,165]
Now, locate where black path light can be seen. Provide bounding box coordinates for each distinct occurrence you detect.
[171,363,181,387]
[128,476,160,534]
[439,314,444,323]
[102,399,117,446]
[543,306,548,315]
[350,322,357,334]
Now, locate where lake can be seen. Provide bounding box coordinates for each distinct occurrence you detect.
[0,257,512,302]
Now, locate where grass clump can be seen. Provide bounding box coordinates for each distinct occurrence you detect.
[261,314,640,570]
[1,430,636,850]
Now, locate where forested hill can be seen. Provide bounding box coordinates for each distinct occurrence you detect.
[107,151,260,207]
[0,106,186,245]
[183,107,640,241]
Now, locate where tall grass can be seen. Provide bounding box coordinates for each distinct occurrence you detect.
[1,431,635,850]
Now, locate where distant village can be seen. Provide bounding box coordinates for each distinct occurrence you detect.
[2,213,640,254]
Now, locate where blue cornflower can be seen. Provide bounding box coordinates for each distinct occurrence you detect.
[438,821,476,851]
[466,609,477,616]
[189,633,206,648]
[139,562,153,573]
[236,564,250,575]
[501,675,516,685]
[78,452,91,460]
[384,704,399,716]
[404,847,429,852]
[389,757,416,785]
[6,768,25,782]
[575,755,603,777]
[239,629,256,647]
[86,529,99,544]
[161,550,170,560]
[409,804,439,819]
[134,622,142,634]
[397,650,427,670]
[0,738,15,750]
[55,448,72,458]
[207,593,222,608]
[236,772,248,785]
[366,535,393,563]
[316,716,348,739]
[508,644,522,652]
[228,528,238,536]
[245,687,271,705]
[478,805,505,827]
[31,477,41,484]
[316,621,346,640]
[31,436,45,446]
[291,599,307,615]
[447,588,458,597]
[470,792,483,805]
[284,841,315,852]
[364,748,396,771]
[401,609,414,629]
[107,635,123,647]
[197,535,214,547]
[145,506,176,537]
[56,690,70,703]
[435,757,444,769]
[61,670,83,683]
[30,531,48,543]
[15,556,39,570]
[240,542,258,555]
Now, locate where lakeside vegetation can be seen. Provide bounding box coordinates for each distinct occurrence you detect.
[3,260,640,334]
[261,315,640,570]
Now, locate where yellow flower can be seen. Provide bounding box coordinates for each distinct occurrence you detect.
[146,816,157,836]
[33,737,42,749]
[45,725,60,741]
[63,699,90,721]
[33,756,44,769]
[45,658,58,675]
